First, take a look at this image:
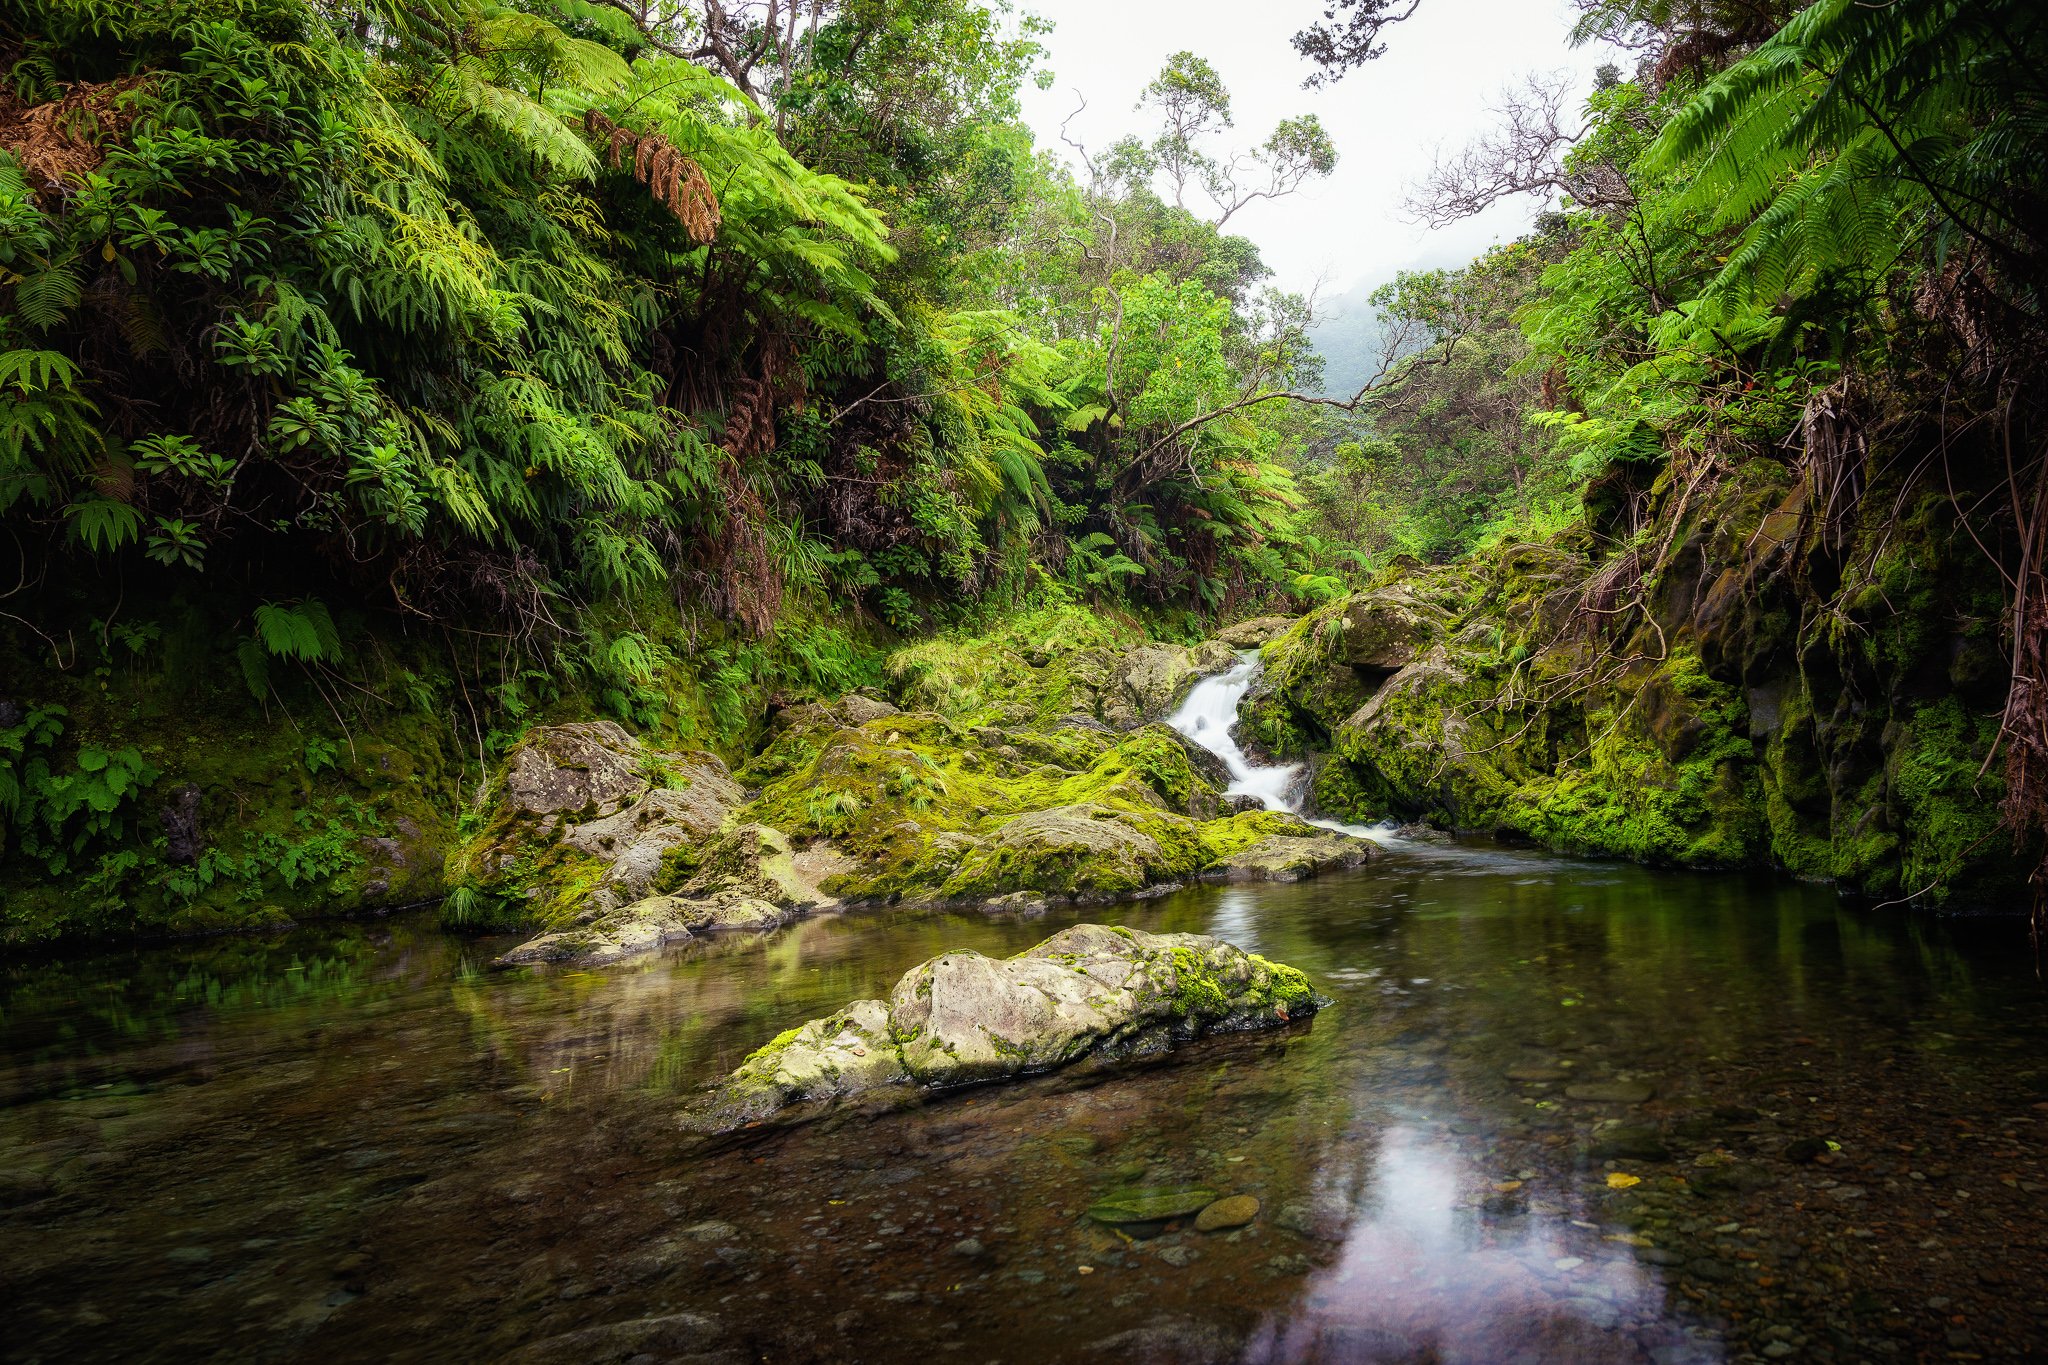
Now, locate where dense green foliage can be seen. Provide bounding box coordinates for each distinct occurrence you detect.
[1,0,2042,936]
[1269,0,2046,906]
[0,0,1352,935]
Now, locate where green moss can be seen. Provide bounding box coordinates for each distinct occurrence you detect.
[1168,946,1231,1020]
[884,605,1137,727]
[1888,696,2010,902]
[1250,954,1316,1011]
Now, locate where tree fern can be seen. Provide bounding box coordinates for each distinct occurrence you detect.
[1648,0,2048,331]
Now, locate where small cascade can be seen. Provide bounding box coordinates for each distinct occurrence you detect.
[1165,652,1390,842]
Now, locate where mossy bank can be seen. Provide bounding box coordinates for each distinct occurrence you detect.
[1244,454,2026,907]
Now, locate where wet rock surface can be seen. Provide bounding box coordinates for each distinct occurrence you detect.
[498,825,839,968]
[1205,823,1378,882]
[682,924,1319,1132]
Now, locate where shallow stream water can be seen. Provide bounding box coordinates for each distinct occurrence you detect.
[4,673,2048,1361]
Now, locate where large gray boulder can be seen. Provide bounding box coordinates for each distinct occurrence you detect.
[1207,824,1379,882]
[500,721,649,818]
[681,924,1320,1132]
[497,824,838,967]
[562,755,747,901]
[1099,642,1236,729]
[1336,588,1450,671]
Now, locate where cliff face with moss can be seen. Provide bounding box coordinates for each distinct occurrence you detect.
[1247,450,2024,905]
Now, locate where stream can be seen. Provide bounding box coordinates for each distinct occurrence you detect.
[4,663,2047,1362]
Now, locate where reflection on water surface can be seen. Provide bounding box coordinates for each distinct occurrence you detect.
[4,839,2045,1363]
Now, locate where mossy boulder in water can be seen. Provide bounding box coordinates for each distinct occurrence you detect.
[681,924,1322,1132]
[495,823,839,967]
[939,803,1183,901]
[1206,824,1379,882]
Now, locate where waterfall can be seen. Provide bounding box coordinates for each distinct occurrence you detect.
[1165,651,1389,842]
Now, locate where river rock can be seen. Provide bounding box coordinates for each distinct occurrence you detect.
[561,754,747,900]
[1088,1187,1218,1224]
[941,804,1175,900]
[1206,826,1377,882]
[682,924,1321,1132]
[500,721,650,819]
[504,1310,739,1364]
[1565,1080,1657,1104]
[1589,1124,1672,1160]
[1195,1195,1260,1231]
[1214,617,1296,648]
[496,825,838,967]
[1087,1315,1239,1365]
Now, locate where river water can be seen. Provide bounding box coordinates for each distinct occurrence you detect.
[4,667,2047,1362]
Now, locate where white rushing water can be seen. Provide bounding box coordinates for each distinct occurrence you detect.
[1164,651,1391,842]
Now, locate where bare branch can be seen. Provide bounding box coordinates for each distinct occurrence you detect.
[1404,71,1594,228]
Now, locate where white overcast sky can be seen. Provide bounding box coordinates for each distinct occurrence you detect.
[1014,0,1608,304]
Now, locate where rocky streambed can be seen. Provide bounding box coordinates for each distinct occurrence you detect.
[5,850,2045,1363]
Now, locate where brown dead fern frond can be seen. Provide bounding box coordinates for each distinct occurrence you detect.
[0,75,150,200]
[584,110,721,245]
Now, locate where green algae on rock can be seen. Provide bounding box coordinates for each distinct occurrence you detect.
[680,924,1323,1133]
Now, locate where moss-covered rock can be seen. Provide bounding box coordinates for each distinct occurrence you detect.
[443,724,748,933]
[1206,823,1380,882]
[494,821,840,968]
[1245,457,2023,903]
[681,924,1321,1133]
[1099,641,1235,729]
[1213,616,1297,647]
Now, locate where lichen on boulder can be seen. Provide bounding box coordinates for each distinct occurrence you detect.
[1205,821,1380,882]
[1213,616,1297,648]
[445,721,752,936]
[495,822,838,968]
[681,924,1322,1132]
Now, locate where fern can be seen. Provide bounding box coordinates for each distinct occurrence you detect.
[1648,0,2048,331]
[253,599,343,663]
[63,498,140,553]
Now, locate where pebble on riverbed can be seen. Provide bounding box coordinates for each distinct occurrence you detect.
[1194,1195,1259,1232]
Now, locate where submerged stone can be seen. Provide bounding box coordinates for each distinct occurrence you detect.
[1195,1194,1260,1231]
[1206,827,1377,882]
[681,924,1322,1133]
[1589,1125,1672,1160]
[1086,1188,1218,1225]
[1565,1080,1657,1104]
